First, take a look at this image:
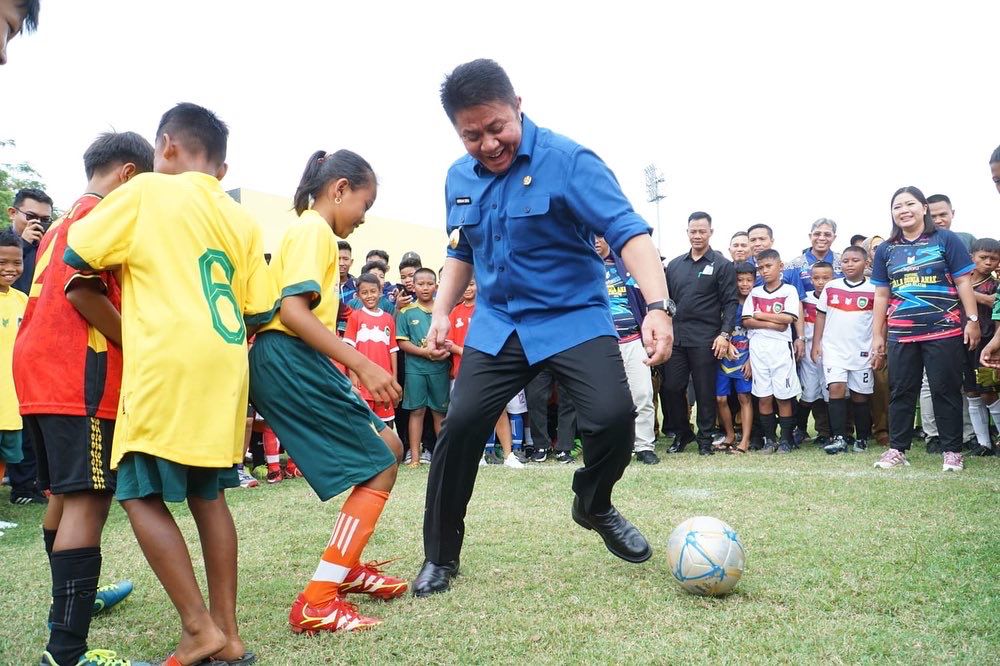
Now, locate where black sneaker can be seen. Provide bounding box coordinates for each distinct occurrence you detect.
[485,450,504,465]
[776,440,793,454]
[852,438,868,453]
[759,438,778,455]
[512,450,528,464]
[813,435,830,449]
[961,437,979,452]
[634,450,660,465]
[824,436,848,455]
[530,448,548,463]
[749,436,764,451]
[968,445,994,457]
[555,451,575,464]
[10,490,48,505]
[925,435,941,453]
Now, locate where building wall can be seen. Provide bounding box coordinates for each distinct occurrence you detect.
[230,188,447,281]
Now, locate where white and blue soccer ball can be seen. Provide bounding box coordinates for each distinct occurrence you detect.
[666,516,745,596]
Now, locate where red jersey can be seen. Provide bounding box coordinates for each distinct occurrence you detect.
[13,194,123,418]
[447,301,476,378]
[344,307,397,420]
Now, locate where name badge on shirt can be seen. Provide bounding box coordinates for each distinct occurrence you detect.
[455,197,472,206]
[701,264,714,276]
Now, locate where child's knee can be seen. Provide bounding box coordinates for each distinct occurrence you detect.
[381,427,404,462]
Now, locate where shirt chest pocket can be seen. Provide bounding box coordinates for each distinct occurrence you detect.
[506,195,552,250]
[447,206,483,247]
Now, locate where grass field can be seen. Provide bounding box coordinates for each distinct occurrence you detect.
[1,440,998,665]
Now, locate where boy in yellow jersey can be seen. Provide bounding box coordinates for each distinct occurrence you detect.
[0,229,27,486]
[65,104,273,666]
[250,149,406,635]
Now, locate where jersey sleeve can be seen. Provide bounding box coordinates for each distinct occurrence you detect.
[275,222,333,306]
[816,285,830,313]
[395,309,410,341]
[64,179,142,271]
[941,230,974,278]
[242,226,279,327]
[388,316,399,353]
[741,293,754,320]
[785,287,801,319]
[343,311,360,347]
[870,243,890,287]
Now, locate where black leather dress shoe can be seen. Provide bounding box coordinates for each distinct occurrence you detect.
[412,559,460,597]
[571,497,652,563]
[698,444,714,456]
[667,434,695,454]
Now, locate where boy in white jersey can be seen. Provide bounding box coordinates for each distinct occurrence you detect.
[811,246,875,454]
[743,249,801,453]
[797,261,834,445]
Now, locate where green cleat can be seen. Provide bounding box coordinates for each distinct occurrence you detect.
[40,648,153,666]
[93,580,134,614]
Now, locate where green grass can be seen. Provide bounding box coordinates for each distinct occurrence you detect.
[2,441,998,664]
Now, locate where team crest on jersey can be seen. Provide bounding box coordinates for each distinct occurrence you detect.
[857,297,869,309]
[772,302,783,314]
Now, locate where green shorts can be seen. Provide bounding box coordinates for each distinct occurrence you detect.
[0,430,23,464]
[402,371,450,413]
[115,452,238,502]
[249,332,395,502]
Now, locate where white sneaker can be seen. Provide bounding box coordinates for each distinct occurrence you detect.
[237,468,259,488]
[479,455,487,467]
[942,451,964,472]
[403,451,413,465]
[419,450,432,464]
[503,453,525,469]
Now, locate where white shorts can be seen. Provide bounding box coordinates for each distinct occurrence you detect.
[824,366,874,395]
[506,389,528,415]
[798,347,827,403]
[750,338,801,400]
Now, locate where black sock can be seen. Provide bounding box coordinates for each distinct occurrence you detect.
[779,415,796,443]
[829,398,847,438]
[47,547,101,665]
[43,527,57,557]
[795,401,811,431]
[851,400,872,441]
[761,413,777,440]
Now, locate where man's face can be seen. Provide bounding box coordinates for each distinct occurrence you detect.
[338,250,353,278]
[0,0,30,66]
[729,234,749,262]
[8,196,53,235]
[748,228,773,257]
[809,224,835,255]
[992,161,1000,195]
[687,219,712,252]
[0,244,24,287]
[928,201,954,230]
[594,236,610,259]
[453,100,523,175]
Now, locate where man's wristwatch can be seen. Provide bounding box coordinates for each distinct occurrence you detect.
[646,298,677,317]
[968,314,980,322]
[718,332,731,340]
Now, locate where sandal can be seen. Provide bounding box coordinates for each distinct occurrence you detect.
[728,445,749,455]
[712,440,736,452]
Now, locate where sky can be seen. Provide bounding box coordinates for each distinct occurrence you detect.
[3,0,999,259]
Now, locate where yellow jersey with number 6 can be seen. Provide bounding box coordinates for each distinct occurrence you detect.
[65,171,277,468]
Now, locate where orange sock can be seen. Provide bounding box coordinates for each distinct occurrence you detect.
[303,486,390,606]
[262,427,281,472]
[0,462,5,481]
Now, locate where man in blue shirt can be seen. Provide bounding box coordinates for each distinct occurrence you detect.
[413,59,674,597]
[785,218,843,293]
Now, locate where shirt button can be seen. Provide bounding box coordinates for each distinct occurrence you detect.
[499,265,506,272]
[494,234,501,241]
[460,216,465,222]
[506,294,513,301]
[491,203,498,209]
[523,207,530,213]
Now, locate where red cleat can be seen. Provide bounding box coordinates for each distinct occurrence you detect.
[266,469,283,484]
[338,559,409,600]
[284,460,304,479]
[288,592,381,634]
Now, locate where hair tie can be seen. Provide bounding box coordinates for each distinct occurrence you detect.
[317,156,326,163]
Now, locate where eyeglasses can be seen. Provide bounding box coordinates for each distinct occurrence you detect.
[15,208,52,225]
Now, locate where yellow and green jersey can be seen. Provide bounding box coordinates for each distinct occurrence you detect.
[0,288,28,430]
[65,171,277,468]
[258,209,340,335]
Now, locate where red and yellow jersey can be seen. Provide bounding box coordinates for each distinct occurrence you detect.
[447,301,475,378]
[344,307,397,401]
[65,172,278,468]
[0,287,28,430]
[13,194,123,419]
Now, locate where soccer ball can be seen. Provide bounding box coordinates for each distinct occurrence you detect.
[666,516,745,596]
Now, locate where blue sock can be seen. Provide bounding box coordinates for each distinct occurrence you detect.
[510,414,524,451]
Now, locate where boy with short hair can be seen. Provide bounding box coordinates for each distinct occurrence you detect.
[796,261,835,445]
[344,272,399,427]
[65,103,273,666]
[14,131,155,666]
[743,249,801,453]
[348,259,395,314]
[811,246,876,455]
[396,267,450,466]
[0,229,27,489]
[963,238,1000,456]
[715,262,755,453]
[335,240,356,336]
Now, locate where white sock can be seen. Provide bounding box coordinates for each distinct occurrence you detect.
[987,399,1000,447]
[967,396,990,446]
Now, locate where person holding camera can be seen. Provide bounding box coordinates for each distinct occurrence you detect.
[7,188,54,295]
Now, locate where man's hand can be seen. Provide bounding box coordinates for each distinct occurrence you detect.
[355,359,402,407]
[810,344,821,365]
[426,313,451,354]
[965,320,981,351]
[793,338,805,361]
[712,335,730,360]
[20,222,44,244]
[870,337,886,371]
[642,309,673,366]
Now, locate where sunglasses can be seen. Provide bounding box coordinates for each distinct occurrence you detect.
[16,208,53,225]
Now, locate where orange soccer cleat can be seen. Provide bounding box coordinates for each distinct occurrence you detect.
[288,592,381,634]
[338,559,409,600]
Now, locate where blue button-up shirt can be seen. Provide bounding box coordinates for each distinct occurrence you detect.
[445,115,652,365]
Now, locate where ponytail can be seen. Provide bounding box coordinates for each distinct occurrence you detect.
[292,149,376,215]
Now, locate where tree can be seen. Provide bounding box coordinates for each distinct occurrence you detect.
[1,139,49,229]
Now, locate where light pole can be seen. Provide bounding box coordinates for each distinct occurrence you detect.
[643,163,666,252]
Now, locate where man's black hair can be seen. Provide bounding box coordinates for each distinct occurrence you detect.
[747,223,773,239]
[20,0,40,32]
[413,267,437,281]
[756,248,781,263]
[734,261,756,276]
[399,255,422,271]
[0,227,23,248]
[357,272,381,289]
[688,211,712,225]
[730,231,748,241]
[440,59,519,123]
[811,260,835,272]
[13,188,52,208]
[362,259,388,275]
[83,131,154,179]
[366,249,389,264]
[971,237,1000,255]
[156,102,229,166]
[337,240,352,252]
[849,234,867,246]
[926,193,952,208]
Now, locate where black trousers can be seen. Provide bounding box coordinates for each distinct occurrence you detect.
[662,344,718,446]
[423,334,635,564]
[888,336,965,453]
[8,425,39,495]
[526,369,578,453]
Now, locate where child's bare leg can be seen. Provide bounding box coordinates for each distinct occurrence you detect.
[737,394,753,449]
[715,396,735,444]
[43,493,64,531]
[121,497,225,664]
[53,492,112,550]
[495,413,513,457]
[188,493,245,662]
[407,408,425,462]
[431,410,444,435]
[362,428,403,493]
